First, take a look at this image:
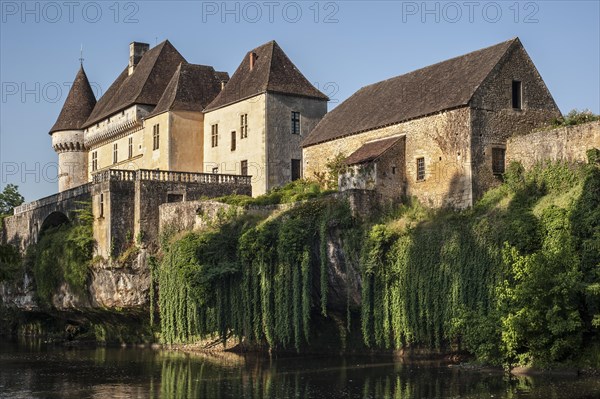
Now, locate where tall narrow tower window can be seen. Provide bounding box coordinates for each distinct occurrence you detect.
[92,151,98,172]
[113,143,118,164]
[231,131,237,151]
[240,114,248,139]
[291,111,301,134]
[512,80,522,109]
[153,124,160,150]
[99,193,104,218]
[211,124,219,147]
[128,137,133,159]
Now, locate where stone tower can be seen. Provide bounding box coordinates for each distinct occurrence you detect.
[49,65,96,192]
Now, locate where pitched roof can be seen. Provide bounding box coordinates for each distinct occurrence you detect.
[84,40,186,127]
[49,65,96,134]
[146,63,229,118]
[205,40,328,111]
[303,38,519,147]
[344,136,403,165]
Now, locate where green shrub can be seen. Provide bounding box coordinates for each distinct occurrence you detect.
[551,109,599,127]
[214,179,334,207]
[0,244,21,282]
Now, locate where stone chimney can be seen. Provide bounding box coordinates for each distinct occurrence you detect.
[129,42,150,76]
[249,52,257,70]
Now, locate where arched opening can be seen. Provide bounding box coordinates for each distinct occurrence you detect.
[39,211,70,238]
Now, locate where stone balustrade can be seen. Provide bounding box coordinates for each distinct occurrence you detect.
[92,169,252,185]
[13,183,92,215]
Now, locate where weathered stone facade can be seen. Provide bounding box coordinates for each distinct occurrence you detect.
[339,137,407,200]
[306,108,474,208]
[506,121,600,169]
[203,89,327,196]
[469,42,561,198]
[304,38,561,208]
[91,169,252,258]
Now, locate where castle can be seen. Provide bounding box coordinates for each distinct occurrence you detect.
[51,40,328,197]
[7,37,598,260]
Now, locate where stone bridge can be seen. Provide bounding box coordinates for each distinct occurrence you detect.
[1,184,92,252]
[1,169,252,256]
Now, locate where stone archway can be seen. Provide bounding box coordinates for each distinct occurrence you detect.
[39,211,70,238]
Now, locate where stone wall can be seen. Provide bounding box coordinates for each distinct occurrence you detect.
[2,184,92,253]
[304,107,473,208]
[159,200,235,234]
[506,121,600,169]
[203,94,268,195]
[266,93,327,189]
[92,175,252,257]
[469,41,561,200]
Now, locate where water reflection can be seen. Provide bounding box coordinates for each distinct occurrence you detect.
[0,340,599,398]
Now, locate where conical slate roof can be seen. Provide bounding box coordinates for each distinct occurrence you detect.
[49,65,96,134]
[147,62,229,118]
[303,38,520,147]
[205,40,328,111]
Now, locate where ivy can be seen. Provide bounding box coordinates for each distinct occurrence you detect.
[360,161,599,367]
[31,203,94,304]
[157,198,354,351]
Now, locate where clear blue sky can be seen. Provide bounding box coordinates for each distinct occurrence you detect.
[1,0,599,201]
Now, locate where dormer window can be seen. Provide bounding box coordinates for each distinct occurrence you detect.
[512,80,522,109]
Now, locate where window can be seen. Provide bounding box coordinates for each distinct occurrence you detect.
[211,124,219,147]
[492,147,506,175]
[113,143,118,164]
[416,157,425,181]
[392,166,397,175]
[241,160,248,176]
[240,114,248,139]
[153,124,160,150]
[167,193,184,203]
[291,159,301,181]
[92,151,98,172]
[291,111,301,134]
[512,80,522,109]
[128,137,133,159]
[231,131,236,151]
[212,167,219,174]
[99,193,104,218]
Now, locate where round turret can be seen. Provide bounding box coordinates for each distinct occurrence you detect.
[49,65,96,192]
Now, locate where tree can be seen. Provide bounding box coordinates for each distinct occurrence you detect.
[0,184,24,215]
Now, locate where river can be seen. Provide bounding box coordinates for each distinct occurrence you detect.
[1,339,599,398]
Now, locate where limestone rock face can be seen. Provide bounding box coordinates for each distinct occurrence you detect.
[88,253,151,309]
[0,273,37,311]
[322,228,362,313]
[0,250,151,312]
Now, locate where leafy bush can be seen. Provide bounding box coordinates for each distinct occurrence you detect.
[551,109,599,127]
[156,161,600,366]
[360,161,598,367]
[0,184,24,215]
[214,179,334,207]
[0,244,21,282]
